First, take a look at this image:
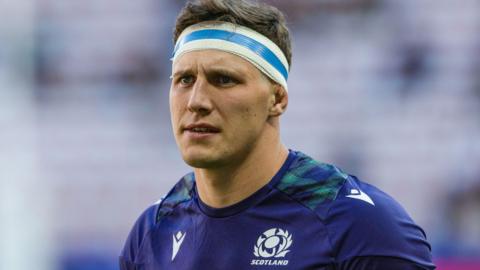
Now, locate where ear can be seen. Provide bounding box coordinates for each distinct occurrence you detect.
[268,84,288,117]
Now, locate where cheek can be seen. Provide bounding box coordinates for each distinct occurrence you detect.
[230,101,268,135]
[169,91,183,128]
[239,95,269,121]
[169,87,175,112]
[240,107,259,123]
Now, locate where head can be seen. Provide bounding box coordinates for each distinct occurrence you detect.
[169,0,292,169]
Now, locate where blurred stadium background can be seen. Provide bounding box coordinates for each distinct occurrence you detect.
[1,0,480,269]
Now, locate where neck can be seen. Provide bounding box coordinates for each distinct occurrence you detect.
[194,133,288,209]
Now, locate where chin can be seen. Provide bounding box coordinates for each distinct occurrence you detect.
[181,150,223,169]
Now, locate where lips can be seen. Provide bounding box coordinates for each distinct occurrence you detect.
[183,123,221,134]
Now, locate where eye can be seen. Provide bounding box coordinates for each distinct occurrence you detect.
[214,75,238,86]
[179,75,195,86]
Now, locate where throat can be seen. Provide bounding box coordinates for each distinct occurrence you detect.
[196,174,259,208]
[194,146,289,208]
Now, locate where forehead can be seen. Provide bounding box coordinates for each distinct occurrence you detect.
[172,50,261,75]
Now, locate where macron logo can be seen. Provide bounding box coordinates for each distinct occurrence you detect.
[172,231,186,261]
[346,189,375,206]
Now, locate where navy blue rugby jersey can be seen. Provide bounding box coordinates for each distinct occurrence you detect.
[120,150,435,270]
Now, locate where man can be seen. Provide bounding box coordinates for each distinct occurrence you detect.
[120,0,435,269]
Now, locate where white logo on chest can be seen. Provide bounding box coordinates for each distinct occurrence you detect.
[172,231,186,261]
[251,228,292,266]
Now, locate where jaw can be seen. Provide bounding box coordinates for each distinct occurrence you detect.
[177,133,227,169]
[181,147,227,169]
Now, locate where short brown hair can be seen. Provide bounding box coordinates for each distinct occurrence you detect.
[173,0,292,68]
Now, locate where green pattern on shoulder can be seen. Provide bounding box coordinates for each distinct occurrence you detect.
[156,173,195,222]
[276,152,348,210]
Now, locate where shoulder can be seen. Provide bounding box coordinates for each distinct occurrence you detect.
[156,172,195,221]
[274,151,434,268]
[274,150,348,211]
[120,201,161,263]
[120,173,195,263]
[326,176,434,268]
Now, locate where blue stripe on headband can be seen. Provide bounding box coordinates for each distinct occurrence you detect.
[173,29,288,81]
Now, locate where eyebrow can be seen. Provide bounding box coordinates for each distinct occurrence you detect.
[171,66,245,79]
[206,68,243,78]
[171,69,194,79]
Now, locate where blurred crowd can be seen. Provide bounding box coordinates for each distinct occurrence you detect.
[1,0,479,269]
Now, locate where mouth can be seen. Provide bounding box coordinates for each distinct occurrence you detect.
[183,123,221,136]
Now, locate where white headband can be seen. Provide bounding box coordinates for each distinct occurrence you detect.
[172,22,289,91]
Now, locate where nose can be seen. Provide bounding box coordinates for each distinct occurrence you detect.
[187,77,213,116]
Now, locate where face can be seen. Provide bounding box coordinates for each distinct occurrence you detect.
[169,50,275,168]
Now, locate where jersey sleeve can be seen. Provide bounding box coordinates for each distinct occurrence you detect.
[119,202,160,269]
[324,176,435,269]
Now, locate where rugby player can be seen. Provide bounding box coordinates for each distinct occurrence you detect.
[120,0,435,269]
